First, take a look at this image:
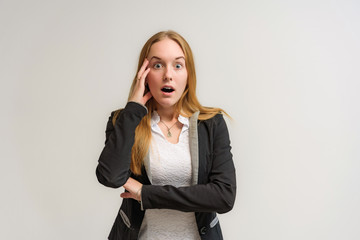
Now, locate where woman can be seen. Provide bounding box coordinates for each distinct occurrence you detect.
[96,30,236,240]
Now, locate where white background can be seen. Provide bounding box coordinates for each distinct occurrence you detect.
[1,0,359,239]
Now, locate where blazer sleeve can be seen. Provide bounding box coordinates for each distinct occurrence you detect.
[141,114,236,214]
[96,102,147,188]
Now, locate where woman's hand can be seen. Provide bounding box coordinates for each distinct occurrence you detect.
[129,58,152,105]
[121,177,143,202]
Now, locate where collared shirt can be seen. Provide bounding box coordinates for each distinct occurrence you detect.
[139,111,201,240]
[144,111,190,185]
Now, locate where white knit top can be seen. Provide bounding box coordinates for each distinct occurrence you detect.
[138,111,201,240]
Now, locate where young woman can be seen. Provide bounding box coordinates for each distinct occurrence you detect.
[96,30,236,240]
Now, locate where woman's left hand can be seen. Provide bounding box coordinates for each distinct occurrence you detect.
[121,177,143,202]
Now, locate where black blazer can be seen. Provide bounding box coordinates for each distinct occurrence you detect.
[96,102,236,239]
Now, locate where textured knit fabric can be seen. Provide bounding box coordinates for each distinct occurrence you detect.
[139,111,201,240]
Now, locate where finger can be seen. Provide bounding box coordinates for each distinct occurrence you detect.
[138,68,150,85]
[137,59,149,80]
[120,192,133,199]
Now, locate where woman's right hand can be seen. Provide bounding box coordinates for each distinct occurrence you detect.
[129,58,152,105]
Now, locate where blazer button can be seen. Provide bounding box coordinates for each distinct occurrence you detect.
[200,226,207,235]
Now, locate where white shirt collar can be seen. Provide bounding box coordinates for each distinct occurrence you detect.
[151,111,189,129]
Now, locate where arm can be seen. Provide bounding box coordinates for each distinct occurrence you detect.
[140,115,236,214]
[96,58,152,188]
[96,102,147,188]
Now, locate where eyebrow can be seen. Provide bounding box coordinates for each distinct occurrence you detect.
[150,56,185,61]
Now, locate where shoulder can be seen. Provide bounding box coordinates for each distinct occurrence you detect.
[198,114,228,137]
[111,102,147,116]
[201,113,226,126]
[109,102,148,121]
[197,114,231,148]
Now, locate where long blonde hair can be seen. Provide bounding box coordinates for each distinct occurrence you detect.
[113,30,228,175]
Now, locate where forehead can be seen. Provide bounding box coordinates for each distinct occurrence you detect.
[148,38,185,60]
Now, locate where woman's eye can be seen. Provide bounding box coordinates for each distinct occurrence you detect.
[153,63,162,69]
[175,64,183,69]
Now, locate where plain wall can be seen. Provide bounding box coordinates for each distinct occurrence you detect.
[1,0,359,239]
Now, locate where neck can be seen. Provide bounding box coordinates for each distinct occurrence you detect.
[156,106,178,122]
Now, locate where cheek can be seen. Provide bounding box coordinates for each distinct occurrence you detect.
[146,71,160,84]
[146,72,161,92]
[179,72,188,89]
[146,72,155,86]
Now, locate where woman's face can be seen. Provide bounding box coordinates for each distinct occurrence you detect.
[146,38,188,110]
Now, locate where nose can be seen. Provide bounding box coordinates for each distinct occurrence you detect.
[163,66,173,81]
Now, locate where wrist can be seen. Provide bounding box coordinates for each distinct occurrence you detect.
[136,186,143,202]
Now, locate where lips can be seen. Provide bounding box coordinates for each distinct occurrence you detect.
[161,86,175,93]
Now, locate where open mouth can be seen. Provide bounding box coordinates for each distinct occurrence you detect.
[161,87,175,93]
